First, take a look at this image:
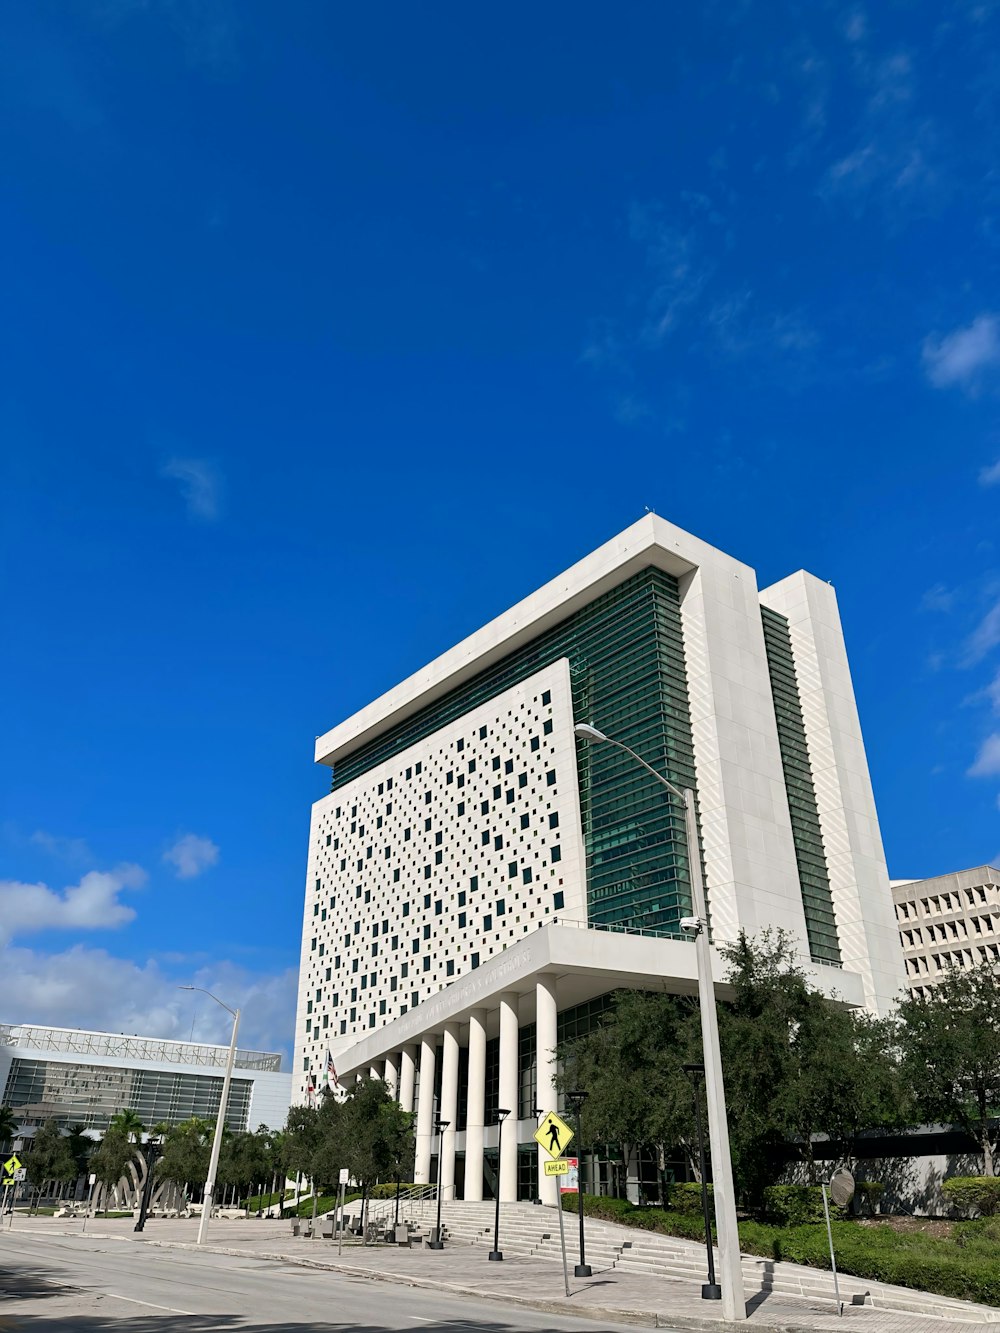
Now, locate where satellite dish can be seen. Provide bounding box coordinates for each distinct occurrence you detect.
[829,1168,855,1208]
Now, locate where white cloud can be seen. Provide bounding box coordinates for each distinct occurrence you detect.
[965,597,1000,665]
[160,457,223,520]
[0,866,145,946]
[979,457,1000,487]
[921,582,956,613]
[0,944,296,1066]
[29,829,93,865]
[969,733,1000,777]
[163,833,219,879]
[923,314,1000,393]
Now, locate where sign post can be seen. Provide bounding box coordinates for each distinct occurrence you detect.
[82,1174,97,1234]
[544,1160,572,1296]
[337,1168,349,1255]
[822,1169,855,1317]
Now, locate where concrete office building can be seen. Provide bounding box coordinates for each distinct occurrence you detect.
[294,515,905,1203]
[892,865,1000,997]
[0,1023,291,1139]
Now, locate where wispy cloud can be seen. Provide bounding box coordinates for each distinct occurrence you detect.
[29,828,93,865]
[0,944,295,1064]
[923,314,1000,394]
[979,457,1000,486]
[969,733,1000,777]
[964,596,1000,665]
[163,832,220,879]
[0,865,145,947]
[160,457,223,521]
[922,582,957,613]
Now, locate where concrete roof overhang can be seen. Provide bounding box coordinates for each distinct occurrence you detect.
[336,922,865,1079]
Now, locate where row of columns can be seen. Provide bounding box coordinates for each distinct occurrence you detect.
[370,975,560,1205]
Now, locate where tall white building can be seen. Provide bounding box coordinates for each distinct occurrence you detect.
[294,516,905,1203]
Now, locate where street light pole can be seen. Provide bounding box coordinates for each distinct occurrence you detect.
[179,986,241,1247]
[488,1109,511,1261]
[568,1089,591,1277]
[574,723,746,1321]
[428,1118,449,1250]
[683,1063,721,1300]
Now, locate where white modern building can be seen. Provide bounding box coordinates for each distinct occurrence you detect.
[0,1023,291,1139]
[294,515,905,1203]
[892,865,1000,996]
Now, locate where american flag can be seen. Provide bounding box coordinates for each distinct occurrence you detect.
[325,1050,338,1087]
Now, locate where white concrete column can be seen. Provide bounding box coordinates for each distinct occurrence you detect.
[369,1064,380,1080]
[498,991,519,1202]
[384,1051,399,1100]
[535,974,559,1206]
[399,1044,416,1113]
[464,1010,487,1202]
[440,1022,460,1200]
[414,1036,437,1184]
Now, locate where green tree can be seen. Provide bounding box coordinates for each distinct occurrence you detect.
[282,1104,320,1182]
[899,961,1000,1175]
[558,990,701,1198]
[156,1117,212,1196]
[108,1109,145,1142]
[338,1077,414,1233]
[90,1126,136,1215]
[25,1120,78,1203]
[65,1124,93,1178]
[0,1105,18,1151]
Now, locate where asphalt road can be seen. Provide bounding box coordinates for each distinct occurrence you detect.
[0,1230,643,1332]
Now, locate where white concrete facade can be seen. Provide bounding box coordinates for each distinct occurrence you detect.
[295,516,906,1200]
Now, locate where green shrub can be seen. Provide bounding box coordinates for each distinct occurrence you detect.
[670,1182,712,1215]
[761,1185,845,1226]
[942,1178,1000,1218]
[370,1181,417,1199]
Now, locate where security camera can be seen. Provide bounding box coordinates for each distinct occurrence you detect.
[679,916,703,935]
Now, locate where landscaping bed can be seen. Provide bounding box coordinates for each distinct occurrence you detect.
[563,1194,1000,1308]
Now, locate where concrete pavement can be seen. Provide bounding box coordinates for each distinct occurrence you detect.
[1,1215,996,1333]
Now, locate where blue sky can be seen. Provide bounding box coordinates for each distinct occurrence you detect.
[2,0,999,1059]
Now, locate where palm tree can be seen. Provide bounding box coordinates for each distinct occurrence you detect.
[108,1109,145,1143]
[0,1106,18,1153]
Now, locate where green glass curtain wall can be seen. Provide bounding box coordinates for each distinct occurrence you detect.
[760,606,842,966]
[330,568,703,938]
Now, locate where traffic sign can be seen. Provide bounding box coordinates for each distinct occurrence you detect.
[2,1155,22,1179]
[533,1110,574,1160]
[13,1169,25,1182]
[544,1158,570,1177]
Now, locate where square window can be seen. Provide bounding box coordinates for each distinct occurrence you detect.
[458,912,467,928]
[549,812,559,828]
[422,955,431,972]
[496,899,506,915]
[481,801,490,816]
[504,759,514,775]
[520,813,530,829]
[471,952,480,968]
[543,719,553,735]
[546,769,556,786]
[508,862,518,878]
[518,773,528,788]
[483,914,492,931]
[479,725,487,739]
[424,893,431,909]
[494,836,503,851]
[541,690,551,705]
[530,736,540,752]
[482,831,490,846]
[522,867,533,885]
[447,960,455,976]
[457,801,465,816]
[457,737,464,752]
[551,844,562,863]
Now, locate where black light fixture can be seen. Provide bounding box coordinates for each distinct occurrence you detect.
[567,1090,591,1277]
[488,1108,511,1261]
[682,1063,722,1301]
[428,1118,449,1250]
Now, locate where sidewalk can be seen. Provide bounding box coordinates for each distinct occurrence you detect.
[6,1215,996,1333]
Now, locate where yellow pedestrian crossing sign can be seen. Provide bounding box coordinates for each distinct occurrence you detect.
[533,1109,574,1160]
[544,1158,570,1176]
[2,1155,21,1179]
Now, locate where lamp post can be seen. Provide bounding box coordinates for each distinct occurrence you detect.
[179,986,241,1247]
[567,1089,591,1277]
[133,1133,163,1233]
[428,1118,449,1249]
[488,1108,511,1261]
[574,723,746,1322]
[683,1063,721,1300]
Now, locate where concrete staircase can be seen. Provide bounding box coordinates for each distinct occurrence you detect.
[421,1201,1000,1323]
